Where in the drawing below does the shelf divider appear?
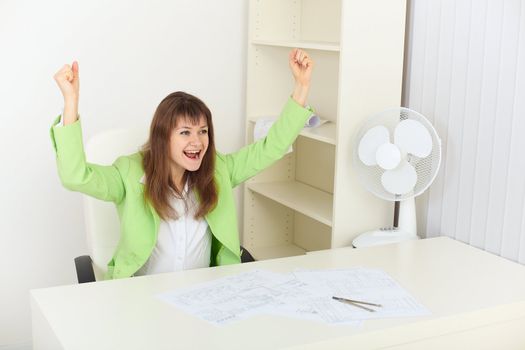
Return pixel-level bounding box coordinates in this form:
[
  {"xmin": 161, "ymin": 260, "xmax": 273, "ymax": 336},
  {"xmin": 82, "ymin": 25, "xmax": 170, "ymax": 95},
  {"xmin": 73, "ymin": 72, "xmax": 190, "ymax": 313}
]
[{"xmin": 251, "ymin": 39, "xmax": 340, "ymax": 52}]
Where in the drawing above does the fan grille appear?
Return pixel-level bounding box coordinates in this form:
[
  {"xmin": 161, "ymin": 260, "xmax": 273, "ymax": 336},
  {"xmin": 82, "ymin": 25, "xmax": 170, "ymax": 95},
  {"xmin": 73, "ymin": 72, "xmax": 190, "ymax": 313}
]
[{"xmin": 353, "ymin": 107, "xmax": 441, "ymax": 201}]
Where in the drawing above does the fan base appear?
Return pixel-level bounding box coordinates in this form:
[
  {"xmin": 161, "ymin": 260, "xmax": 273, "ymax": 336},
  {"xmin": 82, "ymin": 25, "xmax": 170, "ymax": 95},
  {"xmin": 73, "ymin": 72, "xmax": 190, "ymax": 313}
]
[{"xmin": 352, "ymin": 229, "xmax": 419, "ymax": 248}]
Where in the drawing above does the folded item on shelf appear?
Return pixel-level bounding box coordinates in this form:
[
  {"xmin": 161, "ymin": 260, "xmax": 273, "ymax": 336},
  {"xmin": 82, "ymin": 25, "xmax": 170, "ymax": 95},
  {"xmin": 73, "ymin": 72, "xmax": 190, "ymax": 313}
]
[{"xmin": 303, "ymin": 105, "xmax": 319, "ymax": 128}]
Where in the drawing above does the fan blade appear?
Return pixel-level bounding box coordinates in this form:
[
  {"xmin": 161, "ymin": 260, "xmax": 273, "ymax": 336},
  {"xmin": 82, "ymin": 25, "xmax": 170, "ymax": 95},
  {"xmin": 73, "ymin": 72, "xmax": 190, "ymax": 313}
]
[
  {"xmin": 358, "ymin": 125, "xmax": 389, "ymax": 166},
  {"xmin": 375, "ymin": 142, "xmax": 401, "ymax": 170},
  {"xmin": 394, "ymin": 119, "xmax": 432, "ymax": 158},
  {"xmin": 381, "ymin": 161, "xmax": 417, "ymax": 195}
]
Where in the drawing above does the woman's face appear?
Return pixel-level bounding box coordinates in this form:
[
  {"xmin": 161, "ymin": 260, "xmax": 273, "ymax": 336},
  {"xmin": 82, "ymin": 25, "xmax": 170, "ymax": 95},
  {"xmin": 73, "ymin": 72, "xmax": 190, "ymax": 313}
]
[{"xmin": 169, "ymin": 116, "xmax": 209, "ymax": 174}]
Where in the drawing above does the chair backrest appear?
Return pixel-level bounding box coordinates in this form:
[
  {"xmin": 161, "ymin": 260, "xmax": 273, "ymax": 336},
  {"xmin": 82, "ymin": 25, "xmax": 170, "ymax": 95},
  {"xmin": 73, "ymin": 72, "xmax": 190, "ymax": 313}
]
[{"xmin": 84, "ymin": 128, "xmax": 148, "ymax": 280}]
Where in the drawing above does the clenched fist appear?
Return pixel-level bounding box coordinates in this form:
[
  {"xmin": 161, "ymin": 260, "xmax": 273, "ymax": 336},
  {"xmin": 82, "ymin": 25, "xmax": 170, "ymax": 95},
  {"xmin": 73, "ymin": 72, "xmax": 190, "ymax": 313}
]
[
  {"xmin": 289, "ymin": 49, "xmax": 314, "ymax": 106},
  {"xmin": 54, "ymin": 61, "xmax": 80, "ymax": 125},
  {"xmin": 54, "ymin": 61, "xmax": 79, "ymax": 102},
  {"xmin": 289, "ymin": 48, "xmax": 314, "ymax": 87}
]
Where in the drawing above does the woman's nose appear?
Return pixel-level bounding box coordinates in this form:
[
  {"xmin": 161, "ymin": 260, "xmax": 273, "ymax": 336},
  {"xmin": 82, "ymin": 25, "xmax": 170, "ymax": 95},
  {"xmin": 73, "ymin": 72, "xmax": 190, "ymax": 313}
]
[{"xmin": 189, "ymin": 134, "xmax": 201, "ymax": 146}]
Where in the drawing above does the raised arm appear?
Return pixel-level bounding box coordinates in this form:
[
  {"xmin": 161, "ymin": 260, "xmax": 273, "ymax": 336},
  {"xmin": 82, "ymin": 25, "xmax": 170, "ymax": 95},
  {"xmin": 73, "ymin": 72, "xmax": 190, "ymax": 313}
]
[
  {"xmin": 51, "ymin": 62, "xmax": 126, "ymax": 203},
  {"xmin": 223, "ymin": 49, "xmax": 315, "ymax": 187}
]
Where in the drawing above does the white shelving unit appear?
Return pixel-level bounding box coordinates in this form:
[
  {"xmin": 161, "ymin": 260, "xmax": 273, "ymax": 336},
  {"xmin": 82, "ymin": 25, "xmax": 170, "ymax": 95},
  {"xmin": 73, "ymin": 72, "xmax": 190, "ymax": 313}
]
[{"xmin": 243, "ymin": 0, "xmax": 407, "ymax": 260}]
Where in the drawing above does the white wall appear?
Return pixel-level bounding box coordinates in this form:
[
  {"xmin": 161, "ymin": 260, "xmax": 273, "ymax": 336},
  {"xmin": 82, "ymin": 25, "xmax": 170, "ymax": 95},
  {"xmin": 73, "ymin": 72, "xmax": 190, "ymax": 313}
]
[
  {"xmin": 0, "ymin": 0, "xmax": 247, "ymax": 348},
  {"xmin": 8, "ymin": 0, "xmax": 523, "ymax": 347},
  {"xmin": 405, "ymin": 0, "xmax": 525, "ymax": 263}
]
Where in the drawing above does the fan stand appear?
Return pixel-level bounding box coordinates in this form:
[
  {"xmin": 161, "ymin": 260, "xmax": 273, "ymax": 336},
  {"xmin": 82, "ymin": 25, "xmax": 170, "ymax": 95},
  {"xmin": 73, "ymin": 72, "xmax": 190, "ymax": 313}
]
[{"xmin": 352, "ymin": 198, "xmax": 420, "ymax": 248}]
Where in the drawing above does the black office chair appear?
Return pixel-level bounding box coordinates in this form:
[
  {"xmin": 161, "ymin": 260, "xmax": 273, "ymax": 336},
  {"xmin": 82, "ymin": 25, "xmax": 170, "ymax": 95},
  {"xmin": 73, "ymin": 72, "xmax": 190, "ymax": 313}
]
[{"xmin": 240, "ymin": 247, "xmax": 255, "ymax": 263}]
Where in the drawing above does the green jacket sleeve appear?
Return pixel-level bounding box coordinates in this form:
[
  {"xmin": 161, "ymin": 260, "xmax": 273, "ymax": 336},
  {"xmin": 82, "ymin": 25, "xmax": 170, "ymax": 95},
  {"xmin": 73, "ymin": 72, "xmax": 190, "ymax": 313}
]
[
  {"xmin": 50, "ymin": 116, "xmax": 127, "ymax": 203},
  {"xmin": 221, "ymin": 98, "xmax": 312, "ymax": 188}
]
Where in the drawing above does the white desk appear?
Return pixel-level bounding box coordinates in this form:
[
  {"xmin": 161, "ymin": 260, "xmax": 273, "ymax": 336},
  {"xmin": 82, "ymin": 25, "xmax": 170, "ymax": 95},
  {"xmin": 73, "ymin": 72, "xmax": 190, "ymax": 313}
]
[{"xmin": 31, "ymin": 237, "xmax": 525, "ymax": 349}]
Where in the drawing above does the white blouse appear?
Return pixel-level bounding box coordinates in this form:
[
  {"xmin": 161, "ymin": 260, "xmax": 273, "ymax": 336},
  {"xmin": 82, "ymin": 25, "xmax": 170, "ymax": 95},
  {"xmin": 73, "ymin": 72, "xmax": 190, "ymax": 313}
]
[{"xmin": 135, "ymin": 182, "xmax": 211, "ymax": 276}]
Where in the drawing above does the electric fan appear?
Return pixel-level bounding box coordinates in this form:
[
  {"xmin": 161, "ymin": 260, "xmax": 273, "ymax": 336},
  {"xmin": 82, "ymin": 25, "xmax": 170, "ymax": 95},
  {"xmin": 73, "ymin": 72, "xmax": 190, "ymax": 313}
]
[{"xmin": 352, "ymin": 107, "xmax": 441, "ymax": 248}]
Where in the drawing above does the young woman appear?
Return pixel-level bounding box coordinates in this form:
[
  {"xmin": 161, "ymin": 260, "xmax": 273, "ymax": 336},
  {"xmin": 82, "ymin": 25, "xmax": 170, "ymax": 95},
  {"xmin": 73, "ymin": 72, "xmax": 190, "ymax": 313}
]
[{"xmin": 51, "ymin": 49, "xmax": 314, "ymax": 279}]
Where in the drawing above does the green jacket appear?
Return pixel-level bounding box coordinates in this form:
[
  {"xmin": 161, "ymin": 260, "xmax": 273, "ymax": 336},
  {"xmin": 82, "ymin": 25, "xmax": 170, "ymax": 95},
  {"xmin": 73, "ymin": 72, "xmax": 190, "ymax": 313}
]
[{"xmin": 50, "ymin": 98, "xmax": 311, "ymax": 279}]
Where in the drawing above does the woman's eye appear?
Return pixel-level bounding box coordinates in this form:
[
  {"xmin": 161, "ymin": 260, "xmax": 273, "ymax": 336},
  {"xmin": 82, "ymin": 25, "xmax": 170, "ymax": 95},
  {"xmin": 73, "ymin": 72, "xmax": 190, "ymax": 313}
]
[
  {"xmin": 180, "ymin": 130, "xmax": 190, "ymax": 135},
  {"xmin": 200, "ymin": 129, "xmax": 208, "ymax": 135}
]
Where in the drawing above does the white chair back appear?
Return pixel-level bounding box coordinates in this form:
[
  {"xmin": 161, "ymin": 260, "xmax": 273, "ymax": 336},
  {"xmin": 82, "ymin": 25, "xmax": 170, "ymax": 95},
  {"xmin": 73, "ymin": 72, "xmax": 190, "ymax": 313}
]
[{"xmin": 84, "ymin": 128, "xmax": 148, "ymax": 280}]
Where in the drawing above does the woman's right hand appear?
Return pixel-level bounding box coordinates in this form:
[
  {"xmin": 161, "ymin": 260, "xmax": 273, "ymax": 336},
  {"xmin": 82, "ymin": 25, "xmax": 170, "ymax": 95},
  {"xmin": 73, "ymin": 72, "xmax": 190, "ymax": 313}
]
[
  {"xmin": 54, "ymin": 61, "xmax": 79, "ymax": 102},
  {"xmin": 54, "ymin": 61, "xmax": 80, "ymax": 125}
]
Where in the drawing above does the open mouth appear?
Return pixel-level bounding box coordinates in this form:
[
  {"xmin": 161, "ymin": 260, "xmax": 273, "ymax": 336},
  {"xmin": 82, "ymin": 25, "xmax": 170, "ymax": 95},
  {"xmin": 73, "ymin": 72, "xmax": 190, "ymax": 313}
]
[{"xmin": 183, "ymin": 150, "xmax": 201, "ymax": 160}]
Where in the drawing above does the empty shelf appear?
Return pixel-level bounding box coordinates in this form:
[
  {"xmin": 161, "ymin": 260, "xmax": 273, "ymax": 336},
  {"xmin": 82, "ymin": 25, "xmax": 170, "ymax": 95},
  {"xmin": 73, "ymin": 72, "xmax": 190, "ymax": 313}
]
[{"xmin": 247, "ymin": 181, "xmax": 333, "ymax": 226}]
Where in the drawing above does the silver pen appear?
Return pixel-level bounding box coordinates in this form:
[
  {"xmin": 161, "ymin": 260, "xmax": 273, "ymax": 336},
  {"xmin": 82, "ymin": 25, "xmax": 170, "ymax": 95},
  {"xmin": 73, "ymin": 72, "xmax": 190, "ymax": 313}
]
[{"xmin": 332, "ymin": 296, "xmax": 382, "ymax": 313}]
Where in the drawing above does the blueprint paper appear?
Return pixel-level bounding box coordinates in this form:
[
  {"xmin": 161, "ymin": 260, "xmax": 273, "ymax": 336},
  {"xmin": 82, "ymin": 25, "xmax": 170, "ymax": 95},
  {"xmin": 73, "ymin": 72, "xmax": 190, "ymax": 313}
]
[
  {"xmin": 157, "ymin": 268, "xmax": 430, "ymax": 325},
  {"xmin": 292, "ymin": 268, "xmax": 431, "ymax": 322},
  {"xmin": 157, "ymin": 270, "xmax": 291, "ymax": 324}
]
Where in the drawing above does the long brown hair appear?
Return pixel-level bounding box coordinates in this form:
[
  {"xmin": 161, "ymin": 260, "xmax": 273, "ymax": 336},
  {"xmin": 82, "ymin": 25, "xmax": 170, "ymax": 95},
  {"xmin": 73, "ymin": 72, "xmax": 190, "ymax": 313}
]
[{"xmin": 142, "ymin": 91, "xmax": 218, "ymax": 220}]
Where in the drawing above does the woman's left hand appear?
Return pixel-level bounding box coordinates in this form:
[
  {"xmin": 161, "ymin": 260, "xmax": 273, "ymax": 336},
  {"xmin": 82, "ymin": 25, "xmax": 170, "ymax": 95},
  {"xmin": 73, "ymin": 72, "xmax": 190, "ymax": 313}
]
[
  {"xmin": 289, "ymin": 48, "xmax": 314, "ymax": 87},
  {"xmin": 289, "ymin": 49, "xmax": 314, "ymax": 106}
]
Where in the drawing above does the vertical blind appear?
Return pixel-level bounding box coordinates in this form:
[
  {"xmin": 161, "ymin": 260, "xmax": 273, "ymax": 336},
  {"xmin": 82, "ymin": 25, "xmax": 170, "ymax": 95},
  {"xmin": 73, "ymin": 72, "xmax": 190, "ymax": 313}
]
[{"xmin": 404, "ymin": 0, "xmax": 525, "ymax": 263}]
